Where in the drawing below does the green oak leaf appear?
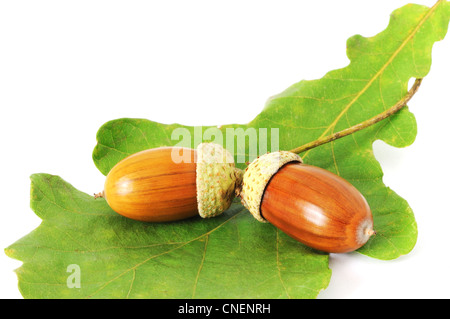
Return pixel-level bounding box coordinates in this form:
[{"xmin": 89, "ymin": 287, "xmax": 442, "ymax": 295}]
[
  {"xmin": 93, "ymin": 1, "xmax": 450, "ymax": 260},
  {"xmin": 5, "ymin": 174, "xmax": 331, "ymax": 299},
  {"xmin": 5, "ymin": 1, "xmax": 450, "ymax": 299}
]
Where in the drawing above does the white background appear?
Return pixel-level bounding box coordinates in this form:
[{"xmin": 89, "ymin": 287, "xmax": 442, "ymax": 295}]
[{"xmin": 1, "ymin": 0, "xmax": 449, "ymax": 299}]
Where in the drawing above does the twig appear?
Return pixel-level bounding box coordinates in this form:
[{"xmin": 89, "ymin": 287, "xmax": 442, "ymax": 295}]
[{"xmin": 289, "ymin": 78, "xmax": 423, "ymax": 154}]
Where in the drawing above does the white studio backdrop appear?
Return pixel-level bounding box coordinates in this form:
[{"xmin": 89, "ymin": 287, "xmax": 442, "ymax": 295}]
[{"xmin": 0, "ymin": 0, "xmax": 449, "ymax": 299}]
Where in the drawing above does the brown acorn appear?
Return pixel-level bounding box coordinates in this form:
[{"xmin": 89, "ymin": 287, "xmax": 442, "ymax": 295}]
[
  {"xmin": 239, "ymin": 151, "xmax": 374, "ymax": 253},
  {"xmin": 97, "ymin": 143, "xmax": 243, "ymax": 222}
]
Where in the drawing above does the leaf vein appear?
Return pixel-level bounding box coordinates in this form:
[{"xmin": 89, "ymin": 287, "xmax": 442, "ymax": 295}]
[
  {"xmin": 302, "ymin": 1, "xmax": 440, "ymax": 159},
  {"xmin": 86, "ymin": 210, "xmax": 244, "ymax": 298}
]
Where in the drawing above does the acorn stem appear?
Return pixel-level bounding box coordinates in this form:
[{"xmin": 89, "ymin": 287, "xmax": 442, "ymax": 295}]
[
  {"xmin": 366, "ymin": 228, "xmax": 376, "ymax": 237},
  {"xmin": 289, "ymin": 78, "xmax": 423, "ymax": 155},
  {"xmin": 94, "ymin": 191, "xmax": 104, "ymax": 199}
]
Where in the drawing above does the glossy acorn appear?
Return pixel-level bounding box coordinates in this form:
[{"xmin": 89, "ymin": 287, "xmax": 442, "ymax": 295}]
[
  {"xmin": 239, "ymin": 151, "xmax": 374, "ymax": 253},
  {"xmin": 97, "ymin": 143, "xmax": 243, "ymax": 222}
]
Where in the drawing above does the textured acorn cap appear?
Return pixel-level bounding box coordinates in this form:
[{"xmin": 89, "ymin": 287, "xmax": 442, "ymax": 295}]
[
  {"xmin": 196, "ymin": 143, "xmax": 244, "ymax": 218},
  {"xmin": 240, "ymin": 151, "xmax": 302, "ymax": 222}
]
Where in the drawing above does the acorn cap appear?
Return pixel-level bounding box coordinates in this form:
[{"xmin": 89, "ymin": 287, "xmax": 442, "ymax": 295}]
[
  {"xmin": 196, "ymin": 143, "xmax": 244, "ymax": 218},
  {"xmin": 240, "ymin": 151, "xmax": 302, "ymax": 222}
]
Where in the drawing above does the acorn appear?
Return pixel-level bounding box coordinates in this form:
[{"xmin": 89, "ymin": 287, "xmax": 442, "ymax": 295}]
[
  {"xmin": 239, "ymin": 151, "xmax": 374, "ymax": 253},
  {"xmin": 97, "ymin": 142, "xmax": 374, "ymax": 253},
  {"xmin": 96, "ymin": 143, "xmax": 243, "ymax": 222}
]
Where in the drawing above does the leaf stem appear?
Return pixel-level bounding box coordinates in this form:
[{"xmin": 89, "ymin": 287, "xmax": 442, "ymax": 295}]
[{"xmin": 289, "ymin": 78, "xmax": 423, "ymax": 154}]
